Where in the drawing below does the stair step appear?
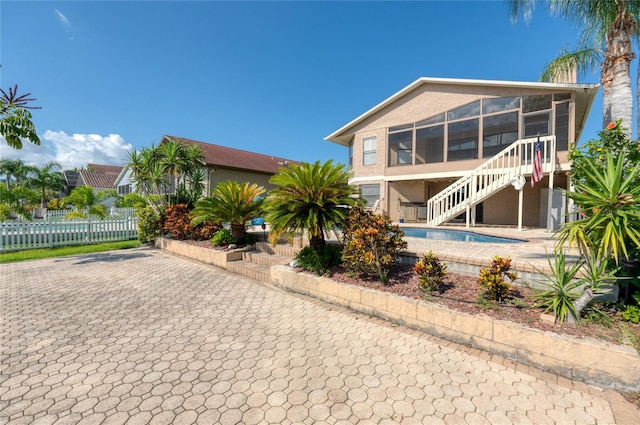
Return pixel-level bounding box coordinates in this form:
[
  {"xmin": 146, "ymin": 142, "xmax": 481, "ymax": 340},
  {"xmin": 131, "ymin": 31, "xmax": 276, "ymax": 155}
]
[
  {"xmin": 242, "ymin": 251, "xmax": 292, "ymax": 267},
  {"xmin": 226, "ymin": 260, "xmax": 271, "ymax": 283},
  {"xmin": 254, "ymin": 241, "xmax": 300, "ymax": 258}
]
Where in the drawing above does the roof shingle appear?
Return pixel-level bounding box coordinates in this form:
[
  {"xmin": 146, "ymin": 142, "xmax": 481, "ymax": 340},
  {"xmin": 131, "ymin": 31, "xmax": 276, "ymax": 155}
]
[{"xmin": 161, "ymin": 135, "xmax": 300, "ymax": 174}]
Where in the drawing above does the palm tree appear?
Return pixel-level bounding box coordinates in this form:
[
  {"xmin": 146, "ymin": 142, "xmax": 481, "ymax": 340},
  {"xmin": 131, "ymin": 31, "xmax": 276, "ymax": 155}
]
[
  {"xmin": 0, "ymin": 159, "xmax": 34, "ymax": 190},
  {"xmin": 509, "ymin": 0, "xmax": 640, "ymax": 136},
  {"xmin": 29, "ymin": 162, "xmax": 64, "ymax": 208},
  {"xmin": 158, "ymin": 138, "xmax": 187, "ymax": 201},
  {"xmin": 190, "ymin": 180, "xmax": 265, "ymax": 241},
  {"xmin": 263, "ymin": 160, "xmax": 358, "ymax": 251}
]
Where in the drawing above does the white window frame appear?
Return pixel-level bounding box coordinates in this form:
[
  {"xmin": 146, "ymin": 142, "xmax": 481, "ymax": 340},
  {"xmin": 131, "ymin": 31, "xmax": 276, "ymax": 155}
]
[{"xmin": 363, "ymin": 136, "xmax": 377, "ymax": 165}]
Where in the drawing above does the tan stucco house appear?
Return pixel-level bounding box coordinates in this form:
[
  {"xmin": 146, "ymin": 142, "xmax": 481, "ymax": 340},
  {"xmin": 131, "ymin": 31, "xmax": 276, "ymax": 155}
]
[
  {"xmin": 325, "ymin": 77, "xmax": 600, "ymax": 230},
  {"xmin": 115, "ymin": 136, "xmax": 300, "ymax": 197}
]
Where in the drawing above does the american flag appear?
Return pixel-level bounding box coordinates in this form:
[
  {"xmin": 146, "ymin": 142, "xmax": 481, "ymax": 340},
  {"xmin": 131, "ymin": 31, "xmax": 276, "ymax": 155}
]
[{"xmin": 531, "ymin": 137, "xmax": 543, "ymax": 187}]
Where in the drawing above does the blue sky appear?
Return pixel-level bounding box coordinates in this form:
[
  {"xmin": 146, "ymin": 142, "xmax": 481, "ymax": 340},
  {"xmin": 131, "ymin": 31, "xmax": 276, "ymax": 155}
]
[{"xmin": 1, "ymin": 1, "xmax": 608, "ymax": 170}]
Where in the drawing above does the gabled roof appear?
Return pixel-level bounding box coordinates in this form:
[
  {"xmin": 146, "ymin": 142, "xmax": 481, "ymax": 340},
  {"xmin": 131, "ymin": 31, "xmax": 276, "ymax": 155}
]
[
  {"xmin": 87, "ymin": 163, "xmax": 123, "ymax": 175},
  {"xmin": 160, "ymin": 135, "xmax": 300, "ymax": 175},
  {"xmin": 325, "ymin": 77, "xmax": 600, "ymax": 145},
  {"xmin": 79, "ymin": 170, "xmax": 120, "ymax": 189}
]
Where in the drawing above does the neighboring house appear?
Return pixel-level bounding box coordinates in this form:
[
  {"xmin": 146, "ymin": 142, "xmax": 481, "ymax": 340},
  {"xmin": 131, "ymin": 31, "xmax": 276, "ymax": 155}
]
[
  {"xmin": 62, "ymin": 163, "xmax": 123, "ymax": 208},
  {"xmin": 114, "ymin": 136, "xmax": 300, "ymax": 198},
  {"xmin": 325, "ymin": 77, "xmax": 600, "ymax": 230}
]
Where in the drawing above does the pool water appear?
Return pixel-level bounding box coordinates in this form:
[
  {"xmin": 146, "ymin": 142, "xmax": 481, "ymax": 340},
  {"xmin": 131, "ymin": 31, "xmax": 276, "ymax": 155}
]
[{"xmin": 400, "ymin": 227, "xmax": 525, "ymax": 244}]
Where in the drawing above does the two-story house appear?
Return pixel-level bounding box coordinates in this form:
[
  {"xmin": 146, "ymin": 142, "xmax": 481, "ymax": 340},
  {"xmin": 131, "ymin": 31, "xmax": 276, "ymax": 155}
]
[{"xmin": 325, "ymin": 77, "xmax": 599, "ymax": 230}]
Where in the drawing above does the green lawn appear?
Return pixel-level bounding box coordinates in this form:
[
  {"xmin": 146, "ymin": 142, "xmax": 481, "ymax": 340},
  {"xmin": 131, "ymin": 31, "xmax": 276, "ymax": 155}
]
[{"xmin": 0, "ymin": 240, "xmax": 142, "ymax": 263}]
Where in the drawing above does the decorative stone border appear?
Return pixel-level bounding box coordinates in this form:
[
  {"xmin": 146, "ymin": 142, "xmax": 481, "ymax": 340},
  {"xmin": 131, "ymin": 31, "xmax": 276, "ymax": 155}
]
[
  {"xmin": 271, "ymin": 265, "xmax": 640, "ymax": 392},
  {"xmin": 155, "ymin": 237, "xmax": 247, "ymax": 269}
]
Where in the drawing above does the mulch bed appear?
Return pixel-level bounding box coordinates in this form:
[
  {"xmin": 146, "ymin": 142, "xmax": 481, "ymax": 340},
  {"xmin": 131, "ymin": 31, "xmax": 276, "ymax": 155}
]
[{"xmin": 327, "ymin": 263, "xmax": 640, "ymax": 346}]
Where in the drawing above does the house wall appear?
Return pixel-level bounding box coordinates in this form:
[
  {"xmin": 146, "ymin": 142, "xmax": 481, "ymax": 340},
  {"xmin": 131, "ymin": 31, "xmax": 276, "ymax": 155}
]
[
  {"xmin": 349, "ymin": 83, "xmax": 575, "ymax": 182},
  {"xmin": 206, "ymin": 167, "xmax": 279, "ymax": 196}
]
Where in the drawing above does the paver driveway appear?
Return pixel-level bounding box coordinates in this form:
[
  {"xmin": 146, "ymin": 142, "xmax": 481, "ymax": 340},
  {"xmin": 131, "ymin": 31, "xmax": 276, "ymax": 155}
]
[{"xmin": 0, "ymin": 248, "xmax": 636, "ymax": 424}]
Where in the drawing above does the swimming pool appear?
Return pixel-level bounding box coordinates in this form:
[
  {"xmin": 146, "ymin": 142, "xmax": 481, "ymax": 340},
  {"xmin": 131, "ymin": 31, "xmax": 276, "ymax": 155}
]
[{"xmin": 400, "ymin": 227, "xmax": 526, "ymax": 244}]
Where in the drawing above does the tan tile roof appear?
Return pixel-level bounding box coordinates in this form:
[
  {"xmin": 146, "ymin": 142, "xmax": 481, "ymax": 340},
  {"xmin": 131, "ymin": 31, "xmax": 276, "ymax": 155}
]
[
  {"xmin": 161, "ymin": 135, "xmax": 300, "ymax": 175},
  {"xmin": 87, "ymin": 164, "xmax": 123, "ymax": 175},
  {"xmin": 79, "ymin": 170, "xmax": 119, "ymax": 189}
]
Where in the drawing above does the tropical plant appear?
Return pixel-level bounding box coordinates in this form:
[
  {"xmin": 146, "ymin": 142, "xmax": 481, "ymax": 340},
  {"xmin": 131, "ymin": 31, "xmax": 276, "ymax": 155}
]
[
  {"xmin": 0, "ymin": 159, "xmax": 35, "ymax": 190},
  {"xmin": 0, "ymin": 85, "xmax": 41, "ymax": 149},
  {"xmin": 190, "ymin": 181, "xmax": 264, "ymax": 242},
  {"xmin": 557, "ymin": 151, "xmax": 640, "ymax": 264},
  {"xmin": 264, "ymin": 160, "xmax": 358, "ymax": 251},
  {"xmin": 294, "ymin": 244, "xmax": 343, "ymax": 276},
  {"xmin": 0, "ymin": 203, "xmax": 11, "ymax": 221},
  {"xmin": 622, "ymin": 305, "xmax": 640, "ymax": 323},
  {"xmin": 413, "ymin": 251, "xmax": 447, "ymax": 293},
  {"xmin": 29, "ymin": 162, "xmax": 64, "ymax": 208},
  {"xmin": 125, "ymin": 140, "xmax": 206, "ymax": 213},
  {"xmin": 163, "ymin": 203, "xmax": 221, "ymax": 241},
  {"xmin": 571, "ymin": 248, "xmax": 620, "ymax": 319},
  {"xmin": 568, "ymin": 120, "xmax": 640, "ymax": 189},
  {"xmin": 0, "ymin": 184, "xmax": 39, "ymax": 218},
  {"xmin": 533, "ymin": 249, "xmax": 584, "ymax": 323},
  {"xmin": 477, "ymin": 256, "xmax": 517, "ymax": 302},
  {"xmin": 509, "ymin": 0, "xmax": 640, "ymax": 134},
  {"xmin": 62, "ymin": 186, "xmax": 97, "ymax": 211},
  {"xmin": 136, "ymin": 206, "xmax": 162, "ymax": 244},
  {"xmin": 211, "ymin": 228, "xmax": 235, "ymax": 246},
  {"xmin": 114, "ymin": 192, "xmax": 148, "ymax": 208},
  {"xmin": 341, "ymin": 205, "xmax": 407, "ymax": 284}
]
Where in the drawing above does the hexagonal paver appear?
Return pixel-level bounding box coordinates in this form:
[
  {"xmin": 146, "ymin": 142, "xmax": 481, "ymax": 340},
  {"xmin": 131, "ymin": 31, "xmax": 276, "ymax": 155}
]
[{"xmin": 0, "ymin": 248, "xmax": 633, "ymax": 425}]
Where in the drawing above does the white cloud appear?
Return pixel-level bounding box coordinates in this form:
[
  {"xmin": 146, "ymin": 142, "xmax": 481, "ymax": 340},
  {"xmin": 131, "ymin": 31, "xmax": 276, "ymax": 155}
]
[
  {"xmin": 54, "ymin": 8, "xmax": 74, "ymax": 40},
  {"xmin": 0, "ymin": 131, "xmax": 133, "ymax": 170}
]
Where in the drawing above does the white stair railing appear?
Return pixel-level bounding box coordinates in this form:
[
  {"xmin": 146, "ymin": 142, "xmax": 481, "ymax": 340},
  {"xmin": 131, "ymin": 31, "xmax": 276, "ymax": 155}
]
[{"xmin": 425, "ymin": 136, "xmax": 555, "ymax": 226}]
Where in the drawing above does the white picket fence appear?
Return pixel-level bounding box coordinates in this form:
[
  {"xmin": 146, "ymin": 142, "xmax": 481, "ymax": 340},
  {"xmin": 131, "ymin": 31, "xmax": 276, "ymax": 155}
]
[{"xmin": 1, "ymin": 208, "xmax": 138, "ymax": 252}]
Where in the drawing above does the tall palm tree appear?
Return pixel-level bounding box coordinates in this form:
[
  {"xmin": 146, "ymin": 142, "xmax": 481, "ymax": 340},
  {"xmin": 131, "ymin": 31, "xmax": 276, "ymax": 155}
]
[
  {"xmin": 158, "ymin": 138, "xmax": 187, "ymax": 201},
  {"xmin": 509, "ymin": 0, "xmax": 640, "ymax": 137},
  {"xmin": 190, "ymin": 180, "xmax": 265, "ymax": 241},
  {"xmin": 263, "ymin": 160, "xmax": 358, "ymax": 251},
  {"xmin": 29, "ymin": 162, "xmax": 64, "ymax": 208},
  {"xmin": 0, "ymin": 159, "xmax": 34, "ymax": 190}
]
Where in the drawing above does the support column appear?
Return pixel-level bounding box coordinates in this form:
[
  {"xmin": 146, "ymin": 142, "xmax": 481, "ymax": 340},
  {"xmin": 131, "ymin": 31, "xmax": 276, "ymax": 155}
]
[
  {"xmin": 546, "ymin": 136, "xmax": 556, "ymax": 233},
  {"xmin": 517, "ymin": 188, "xmax": 523, "ymax": 231}
]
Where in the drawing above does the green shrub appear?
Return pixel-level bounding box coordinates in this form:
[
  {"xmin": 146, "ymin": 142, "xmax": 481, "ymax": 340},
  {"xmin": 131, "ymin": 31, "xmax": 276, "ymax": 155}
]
[
  {"xmin": 0, "ymin": 204, "xmax": 11, "ymax": 221},
  {"xmin": 65, "ymin": 211, "xmax": 86, "ymax": 221},
  {"xmin": 478, "ymin": 256, "xmax": 517, "ymax": 302},
  {"xmin": 413, "ymin": 251, "xmax": 447, "ymax": 292},
  {"xmin": 46, "ymin": 198, "xmax": 65, "ymax": 210},
  {"xmin": 211, "ymin": 228, "xmax": 235, "ymax": 246},
  {"xmin": 116, "ymin": 192, "xmax": 148, "ymax": 208},
  {"xmin": 162, "ymin": 203, "xmax": 221, "ymax": 241},
  {"xmin": 241, "ymin": 232, "xmax": 259, "ymax": 246},
  {"xmin": 136, "ymin": 206, "xmax": 162, "ymax": 244},
  {"xmin": 622, "ymin": 305, "xmax": 640, "ymax": 323},
  {"xmin": 89, "ymin": 204, "xmax": 108, "ymax": 219},
  {"xmin": 342, "ymin": 205, "xmax": 407, "ymax": 284},
  {"xmin": 295, "ymin": 244, "xmax": 342, "ymax": 275}
]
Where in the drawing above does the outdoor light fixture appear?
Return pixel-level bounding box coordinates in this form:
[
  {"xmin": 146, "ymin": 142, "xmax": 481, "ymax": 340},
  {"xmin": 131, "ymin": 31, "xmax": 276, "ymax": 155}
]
[{"xmin": 510, "ymin": 175, "xmax": 526, "ymax": 191}]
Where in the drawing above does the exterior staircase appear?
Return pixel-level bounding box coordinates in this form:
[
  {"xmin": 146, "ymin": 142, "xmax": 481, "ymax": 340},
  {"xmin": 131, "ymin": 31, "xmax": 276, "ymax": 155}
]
[
  {"xmin": 425, "ymin": 135, "xmax": 556, "ymax": 227},
  {"xmin": 225, "ymin": 241, "xmax": 299, "ymax": 283}
]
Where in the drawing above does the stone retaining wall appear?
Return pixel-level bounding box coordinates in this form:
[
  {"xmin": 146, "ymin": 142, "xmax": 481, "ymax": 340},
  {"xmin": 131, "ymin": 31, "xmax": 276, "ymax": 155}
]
[
  {"xmin": 155, "ymin": 237, "xmax": 245, "ymax": 269},
  {"xmin": 271, "ymin": 265, "xmax": 640, "ymax": 391}
]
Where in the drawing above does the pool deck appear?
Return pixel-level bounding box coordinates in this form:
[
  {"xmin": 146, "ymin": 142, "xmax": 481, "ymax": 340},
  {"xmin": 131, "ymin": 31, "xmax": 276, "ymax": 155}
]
[{"xmin": 398, "ymin": 224, "xmax": 575, "ymax": 277}]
